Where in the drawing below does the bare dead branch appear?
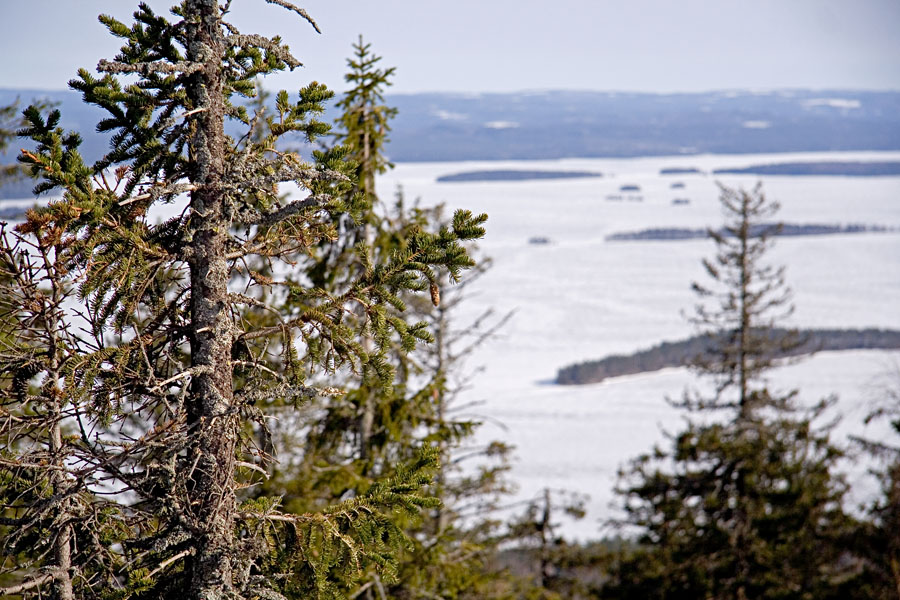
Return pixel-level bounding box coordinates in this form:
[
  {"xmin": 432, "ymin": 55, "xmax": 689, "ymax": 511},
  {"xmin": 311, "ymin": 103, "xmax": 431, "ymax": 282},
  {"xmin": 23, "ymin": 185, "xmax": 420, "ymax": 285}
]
[
  {"xmin": 148, "ymin": 366, "xmax": 214, "ymax": 393},
  {"xmin": 0, "ymin": 573, "xmax": 53, "ymax": 595},
  {"xmin": 263, "ymin": 0, "xmax": 321, "ymax": 33}
]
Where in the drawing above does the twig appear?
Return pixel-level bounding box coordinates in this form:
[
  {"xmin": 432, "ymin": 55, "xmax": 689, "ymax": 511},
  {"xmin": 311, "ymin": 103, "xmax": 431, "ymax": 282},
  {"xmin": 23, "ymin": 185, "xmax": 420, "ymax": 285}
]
[
  {"xmin": 0, "ymin": 573, "xmax": 53, "ymax": 595},
  {"xmin": 235, "ymin": 461, "xmax": 269, "ymax": 478},
  {"xmin": 119, "ymin": 183, "xmax": 197, "ymax": 206},
  {"xmin": 146, "ymin": 548, "xmax": 192, "ymax": 579},
  {"xmin": 148, "ymin": 366, "xmax": 213, "ymax": 393}
]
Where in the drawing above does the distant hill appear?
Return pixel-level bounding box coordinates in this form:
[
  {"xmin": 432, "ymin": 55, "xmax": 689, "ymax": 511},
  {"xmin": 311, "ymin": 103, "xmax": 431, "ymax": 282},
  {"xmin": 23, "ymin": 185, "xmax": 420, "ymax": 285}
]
[
  {"xmin": 386, "ymin": 90, "xmax": 900, "ymax": 161},
  {"xmin": 556, "ymin": 328, "xmax": 900, "ymax": 385},
  {"xmin": 3, "ymin": 88, "xmax": 900, "ymax": 197}
]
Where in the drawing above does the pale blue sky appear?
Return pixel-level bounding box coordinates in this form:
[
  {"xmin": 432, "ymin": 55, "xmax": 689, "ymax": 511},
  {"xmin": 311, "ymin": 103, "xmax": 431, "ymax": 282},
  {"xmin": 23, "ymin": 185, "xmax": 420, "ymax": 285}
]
[{"xmin": 1, "ymin": 1, "xmax": 898, "ymax": 94}]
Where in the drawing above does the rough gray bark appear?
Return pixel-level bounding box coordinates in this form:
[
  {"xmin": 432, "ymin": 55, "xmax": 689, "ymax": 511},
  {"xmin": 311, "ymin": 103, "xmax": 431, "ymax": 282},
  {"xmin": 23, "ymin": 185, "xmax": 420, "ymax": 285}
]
[{"xmin": 184, "ymin": 1, "xmax": 237, "ymax": 597}]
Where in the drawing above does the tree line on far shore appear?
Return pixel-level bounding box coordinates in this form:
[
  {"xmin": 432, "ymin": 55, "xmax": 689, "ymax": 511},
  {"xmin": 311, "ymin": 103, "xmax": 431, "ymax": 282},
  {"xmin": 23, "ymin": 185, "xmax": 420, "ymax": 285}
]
[{"xmin": 606, "ymin": 222, "xmax": 895, "ymax": 241}]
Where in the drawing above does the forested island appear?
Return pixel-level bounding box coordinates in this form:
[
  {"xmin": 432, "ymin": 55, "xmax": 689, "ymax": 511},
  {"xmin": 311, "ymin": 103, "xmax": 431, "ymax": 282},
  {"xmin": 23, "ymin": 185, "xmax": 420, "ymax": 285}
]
[
  {"xmin": 436, "ymin": 169, "xmax": 602, "ymax": 183},
  {"xmin": 606, "ymin": 222, "xmax": 895, "ymax": 241},
  {"xmin": 713, "ymin": 161, "xmax": 900, "ymax": 176},
  {"xmin": 556, "ymin": 327, "xmax": 900, "ymax": 385}
]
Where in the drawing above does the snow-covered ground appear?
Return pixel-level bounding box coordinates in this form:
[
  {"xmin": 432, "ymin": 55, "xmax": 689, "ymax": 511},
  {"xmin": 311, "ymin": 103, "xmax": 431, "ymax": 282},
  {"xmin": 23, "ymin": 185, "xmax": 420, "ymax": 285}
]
[{"xmin": 377, "ymin": 151, "xmax": 900, "ymax": 539}]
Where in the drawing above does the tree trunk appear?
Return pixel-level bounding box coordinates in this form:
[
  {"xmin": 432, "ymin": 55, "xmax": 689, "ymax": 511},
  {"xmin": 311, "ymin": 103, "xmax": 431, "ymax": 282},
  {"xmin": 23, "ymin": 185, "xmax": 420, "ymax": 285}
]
[
  {"xmin": 738, "ymin": 193, "xmax": 750, "ymax": 416},
  {"xmin": 44, "ymin": 242, "xmax": 74, "ymax": 600},
  {"xmin": 184, "ymin": 2, "xmax": 237, "ymax": 597},
  {"xmin": 50, "ymin": 402, "xmax": 74, "ymax": 600}
]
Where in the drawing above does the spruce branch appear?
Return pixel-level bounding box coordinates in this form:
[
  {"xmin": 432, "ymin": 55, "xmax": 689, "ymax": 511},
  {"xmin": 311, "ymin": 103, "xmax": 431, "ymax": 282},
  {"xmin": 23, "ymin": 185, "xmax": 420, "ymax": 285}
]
[
  {"xmin": 227, "ymin": 34, "xmax": 301, "ymax": 68},
  {"xmin": 119, "ymin": 183, "xmax": 198, "ymax": 206},
  {"xmin": 243, "ymin": 194, "xmax": 332, "ymax": 227}
]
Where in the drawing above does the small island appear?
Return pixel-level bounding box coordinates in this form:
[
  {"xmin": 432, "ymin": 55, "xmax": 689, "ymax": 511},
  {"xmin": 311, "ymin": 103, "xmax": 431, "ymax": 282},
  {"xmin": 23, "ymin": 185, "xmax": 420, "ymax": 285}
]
[
  {"xmin": 660, "ymin": 167, "xmax": 702, "ymax": 175},
  {"xmin": 436, "ymin": 169, "xmax": 602, "ymax": 183},
  {"xmin": 712, "ymin": 161, "xmax": 900, "ymax": 176},
  {"xmin": 528, "ymin": 236, "xmax": 552, "ymax": 245}
]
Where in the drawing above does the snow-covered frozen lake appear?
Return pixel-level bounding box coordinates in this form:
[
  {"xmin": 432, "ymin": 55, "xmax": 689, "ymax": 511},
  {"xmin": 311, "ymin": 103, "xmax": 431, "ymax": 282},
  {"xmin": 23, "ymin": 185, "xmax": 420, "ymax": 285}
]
[
  {"xmin": 377, "ymin": 151, "xmax": 900, "ymax": 539},
  {"xmin": 5, "ymin": 150, "xmax": 895, "ymax": 539}
]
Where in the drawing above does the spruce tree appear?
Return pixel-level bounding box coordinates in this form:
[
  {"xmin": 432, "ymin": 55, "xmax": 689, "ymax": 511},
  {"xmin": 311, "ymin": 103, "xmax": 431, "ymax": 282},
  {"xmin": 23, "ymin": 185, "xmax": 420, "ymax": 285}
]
[
  {"xmin": 0, "ymin": 221, "xmax": 89, "ymax": 600},
  {"xmin": 380, "ymin": 202, "xmax": 524, "ymax": 600},
  {"xmin": 684, "ymin": 183, "xmax": 802, "ymax": 414},
  {"xmin": 853, "ymin": 374, "xmax": 900, "ymax": 599},
  {"xmin": 252, "ymin": 38, "xmax": 523, "ymax": 598},
  {"xmin": 602, "ymin": 184, "xmax": 857, "ymax": 600},
  {"xmin": 0, "ymin": 100, "xmax": 19, "ymax": 183},
  {"xmin": 0, "ymin": 98, "xmax": 49, "ymax": 191},
  {"xmin": 0, "ymin": 3, "xmax": 486, "ymax": 599}
]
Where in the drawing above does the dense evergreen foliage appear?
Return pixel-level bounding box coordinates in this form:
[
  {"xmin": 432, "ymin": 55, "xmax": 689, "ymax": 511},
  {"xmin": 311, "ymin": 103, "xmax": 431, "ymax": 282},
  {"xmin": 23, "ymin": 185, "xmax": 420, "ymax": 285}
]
[{"xmin": 851, "ymin": 372, "xmax": 900, "ymax": 598}]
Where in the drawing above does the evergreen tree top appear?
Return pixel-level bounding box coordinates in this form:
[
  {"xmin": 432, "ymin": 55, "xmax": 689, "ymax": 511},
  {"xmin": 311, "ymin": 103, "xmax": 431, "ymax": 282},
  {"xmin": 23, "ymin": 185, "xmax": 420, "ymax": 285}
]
[{"xmin": 686, "ymin": 182, "xmax": 802, "ymax": 416}]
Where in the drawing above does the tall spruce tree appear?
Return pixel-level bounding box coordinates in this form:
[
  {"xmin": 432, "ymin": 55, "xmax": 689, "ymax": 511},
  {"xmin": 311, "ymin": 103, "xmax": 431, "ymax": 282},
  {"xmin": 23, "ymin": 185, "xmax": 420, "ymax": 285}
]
[
  {"xmin": 253, "ymin": 39, "xmax": 524, "ymax": 598},
  {"xmin": 379, "ymin": 201, "xmax": 524, "ymax": 600},
  {"xmin": 0, "ymin": 3, "xmax": 486, "ymax": 599},
  {"xmin": 601, "ymin": 184, "xmax": 857, "ymax": 600}
]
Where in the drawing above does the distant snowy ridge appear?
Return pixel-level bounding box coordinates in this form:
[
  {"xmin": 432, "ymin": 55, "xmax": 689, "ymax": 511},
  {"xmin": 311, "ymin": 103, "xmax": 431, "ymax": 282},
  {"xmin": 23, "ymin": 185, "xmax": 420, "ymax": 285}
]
[{"xmin": 3, "ymin": 88, "xmax": 900, "ymax": 170}]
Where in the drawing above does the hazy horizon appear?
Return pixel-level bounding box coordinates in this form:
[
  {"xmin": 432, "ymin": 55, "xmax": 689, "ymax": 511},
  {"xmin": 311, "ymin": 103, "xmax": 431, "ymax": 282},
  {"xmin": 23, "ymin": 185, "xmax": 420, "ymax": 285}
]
[{"xmin": 1, "ymin": 1, "xmax": 898, "ymax": 95}]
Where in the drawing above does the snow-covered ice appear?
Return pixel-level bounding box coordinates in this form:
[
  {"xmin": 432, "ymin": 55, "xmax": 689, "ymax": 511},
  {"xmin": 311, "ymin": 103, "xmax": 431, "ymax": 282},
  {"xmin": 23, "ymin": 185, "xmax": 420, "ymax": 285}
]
[{"xmin": 377, "ymin": 151, "xmax": 900, "ymax": 539}]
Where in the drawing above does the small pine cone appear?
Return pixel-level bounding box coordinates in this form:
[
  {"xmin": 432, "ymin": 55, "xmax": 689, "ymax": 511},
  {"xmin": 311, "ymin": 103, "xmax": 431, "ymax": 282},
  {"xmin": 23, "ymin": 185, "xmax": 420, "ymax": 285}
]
[{"xmin": 430, "ymin": 282, "xmax": 440, "ymax": 307}]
